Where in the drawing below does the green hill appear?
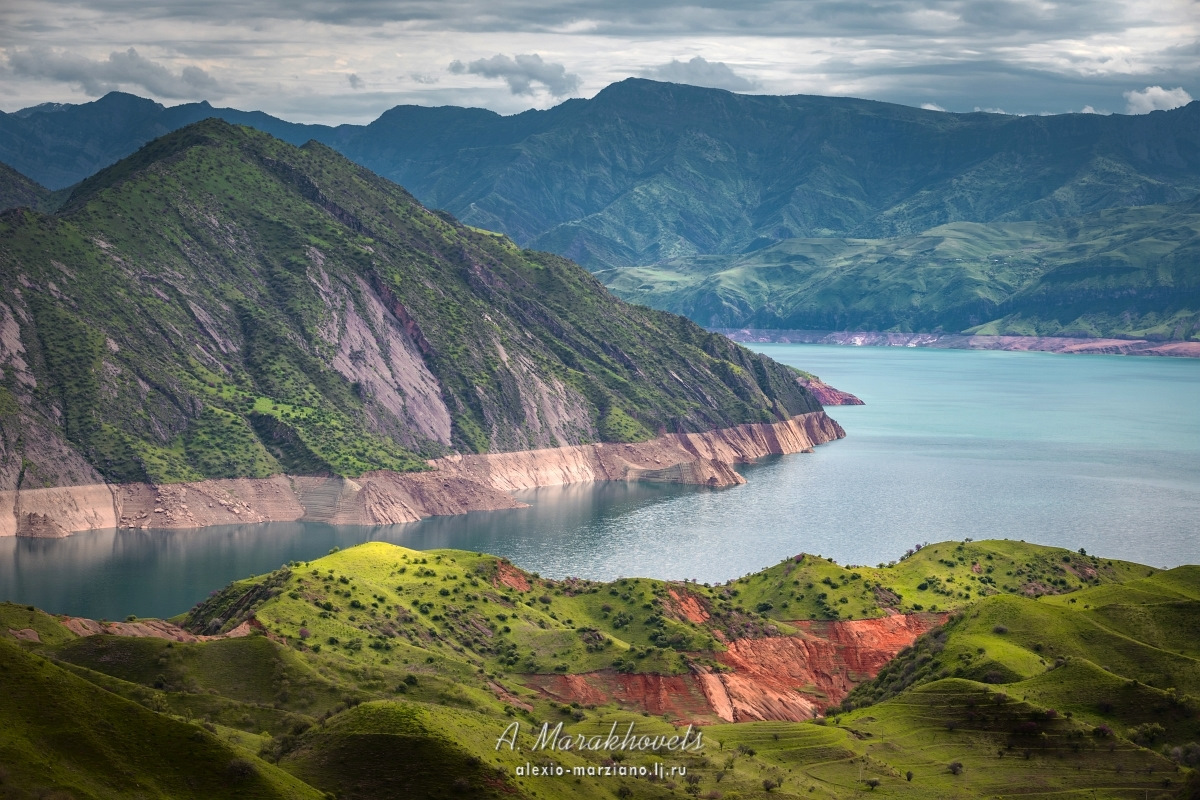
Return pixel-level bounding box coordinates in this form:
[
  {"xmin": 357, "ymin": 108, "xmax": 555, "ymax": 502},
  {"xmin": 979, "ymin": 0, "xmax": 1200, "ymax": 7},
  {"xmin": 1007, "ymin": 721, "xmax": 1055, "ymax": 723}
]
[
  {"xmin": 0, "ymin": 119, "xmax": 821, "ymax": 488},
  {"xmin": 600, "ymin": 197, "xmax": 1200, "ymax": 340},
  {"xmin": 3, "ymin": 539, "xmax": 1197, "ymax": 798},
  {"xmin": 0, "ymin": 637, "xmax": 321, "ymax": 800}
]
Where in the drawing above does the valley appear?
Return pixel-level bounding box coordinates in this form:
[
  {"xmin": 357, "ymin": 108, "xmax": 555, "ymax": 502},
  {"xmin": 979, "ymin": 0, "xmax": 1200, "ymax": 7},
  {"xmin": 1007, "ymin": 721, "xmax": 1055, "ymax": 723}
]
[{"xmin": 0, "ymin": 84, "xmax": 1197, "ymax": 800}]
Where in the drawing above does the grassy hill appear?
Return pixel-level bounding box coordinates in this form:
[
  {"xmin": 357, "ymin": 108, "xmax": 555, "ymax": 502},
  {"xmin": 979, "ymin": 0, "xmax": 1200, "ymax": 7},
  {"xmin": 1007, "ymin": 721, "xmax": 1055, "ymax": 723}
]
[
  {"xmin": 4, "ymin": 539, "xmax": 1197, "ymax": 797},
  {"xmin": 0, "ymin": 119, "xmax": 821, "ymax": 489},
  {"xmin": 600, "ymin": 197, "xmax": 1200, "ymax": 340}
]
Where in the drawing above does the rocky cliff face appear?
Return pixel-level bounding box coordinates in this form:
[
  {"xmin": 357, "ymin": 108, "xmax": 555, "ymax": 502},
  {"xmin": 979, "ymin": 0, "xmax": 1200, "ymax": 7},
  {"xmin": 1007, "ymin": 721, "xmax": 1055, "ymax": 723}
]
[
  {"xmin": 795, "ymin": 377, "xmax": 864, "ymax": 406},
  {"xmin": 0, "ymin": 411, "xmax": 843, "ymax": 537}
]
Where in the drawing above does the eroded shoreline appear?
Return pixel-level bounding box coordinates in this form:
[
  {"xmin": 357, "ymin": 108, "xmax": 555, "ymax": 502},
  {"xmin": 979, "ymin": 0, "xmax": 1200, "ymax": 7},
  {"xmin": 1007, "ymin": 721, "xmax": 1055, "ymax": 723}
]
[
  {"xmin": 1, "ymin": 411, "xmax": 844, "ymax": 538},
  {"xmin": 720, "ymin": 328, "xmax": 1200, "ymax": 357}
]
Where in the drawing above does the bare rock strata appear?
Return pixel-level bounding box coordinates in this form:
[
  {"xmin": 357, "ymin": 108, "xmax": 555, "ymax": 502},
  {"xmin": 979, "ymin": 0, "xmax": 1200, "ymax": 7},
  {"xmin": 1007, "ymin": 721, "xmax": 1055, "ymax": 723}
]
[{"xmin": 1, "ymin": 411, "xmax": 843, "ymax": 537}]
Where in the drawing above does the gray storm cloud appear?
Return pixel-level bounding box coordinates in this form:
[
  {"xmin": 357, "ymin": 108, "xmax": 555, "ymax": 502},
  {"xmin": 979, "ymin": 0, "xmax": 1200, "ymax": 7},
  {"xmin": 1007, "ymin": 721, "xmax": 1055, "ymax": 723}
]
[
  {"xmin": 7, "ymin": 46, "xmax": 223, "ymax": 99},
  {"xmin": 640, "ymin": 56, "xmax": 756, "ymax": 91},
  {"xmin": 448, "ymin": 53, "xmax": 580, "ymax": 96}
]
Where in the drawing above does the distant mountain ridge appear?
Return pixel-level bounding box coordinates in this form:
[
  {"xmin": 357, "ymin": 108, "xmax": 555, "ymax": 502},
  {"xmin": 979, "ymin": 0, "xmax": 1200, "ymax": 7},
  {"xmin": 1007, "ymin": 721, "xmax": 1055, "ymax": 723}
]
[
  {"xmin": 3, "ymin": 81, "xmax": 1199, "ymax": 269},
  {"xmin": 599, "ymin": 196, "xmax": 1200, "ymax": 341}
]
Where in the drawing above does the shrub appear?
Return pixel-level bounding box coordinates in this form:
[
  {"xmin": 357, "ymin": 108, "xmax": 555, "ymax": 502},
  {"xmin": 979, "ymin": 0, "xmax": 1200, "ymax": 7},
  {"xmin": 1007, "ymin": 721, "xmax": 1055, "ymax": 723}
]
[
  {"xmin": 947, "ymin": 762, "xmax": 964, "ymax": 775},
  {"xmin": 1129, "ymin": 722, "xmax": 1166, "ymax": 746},
  {"xmin": 225, "ymin": 758, "xmax": 256, "ymax": 782},
  {"xmin": 1168, "ymin": 742, "xmax": 1200, "ymax": 767}
]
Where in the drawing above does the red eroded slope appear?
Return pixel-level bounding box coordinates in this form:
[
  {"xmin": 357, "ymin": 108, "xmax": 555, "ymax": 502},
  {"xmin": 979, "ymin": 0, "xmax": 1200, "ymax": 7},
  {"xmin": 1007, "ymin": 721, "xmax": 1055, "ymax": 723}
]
[{"xmin": 523, "ymin": 613, "xmax": 945, "ymax": 724}]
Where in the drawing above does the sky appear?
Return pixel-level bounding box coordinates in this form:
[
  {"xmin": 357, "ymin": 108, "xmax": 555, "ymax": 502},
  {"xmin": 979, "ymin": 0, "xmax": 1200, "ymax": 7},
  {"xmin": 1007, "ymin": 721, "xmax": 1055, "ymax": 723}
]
[{"xmin": 1, "ymin": 0, "xmax": 1197, "ymax": 124}]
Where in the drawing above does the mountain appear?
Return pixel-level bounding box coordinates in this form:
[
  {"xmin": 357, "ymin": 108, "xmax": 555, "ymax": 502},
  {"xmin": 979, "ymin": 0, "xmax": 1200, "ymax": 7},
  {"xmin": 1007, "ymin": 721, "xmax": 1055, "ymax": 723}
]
[
  {"xmin": 0, "ymin": 92, "xmax": 337, "ymax": 191},
  {"xmin": 598, "ymin": 196, "xmax": 1200, "ymax": 340},
  {"xmin": 0, "ymin": 161, "xmax": 52, "ymax": 213},
  {"xmin": 0, "ymin": 119, "xmax": 821, "ymax": 490},
  {"xmin": 3, "ymin": 539, "xmax": 1197, "ymax": 799},
  {"xmin": 4, "ymin": 82, "xmax": 1200, "ymax": 271}
]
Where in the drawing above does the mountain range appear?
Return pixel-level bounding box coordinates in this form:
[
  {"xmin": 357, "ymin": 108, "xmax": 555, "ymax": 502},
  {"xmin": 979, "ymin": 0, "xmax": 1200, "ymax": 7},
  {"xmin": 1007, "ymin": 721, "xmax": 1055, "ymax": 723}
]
[{"xmin": 2, "ymin": 80, "xmax": 1198, "ymax": 341}]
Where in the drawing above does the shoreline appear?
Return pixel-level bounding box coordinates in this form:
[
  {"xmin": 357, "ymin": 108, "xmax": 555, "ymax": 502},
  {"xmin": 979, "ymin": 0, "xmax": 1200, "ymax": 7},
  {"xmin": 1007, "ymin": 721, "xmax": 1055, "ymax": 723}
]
[
  {"xmin": 718, "ymin": 328, "xmax": 1200, "ymax": 358},
  {"xmin": 1, "ymin": 410, "xmax": 844, "ymax": 538}
]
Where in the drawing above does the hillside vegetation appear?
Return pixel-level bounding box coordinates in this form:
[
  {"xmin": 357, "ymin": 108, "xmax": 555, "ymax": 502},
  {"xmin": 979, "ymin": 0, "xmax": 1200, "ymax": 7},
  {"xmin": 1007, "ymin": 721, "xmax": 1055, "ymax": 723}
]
[
  {"xmin": 0, "ymin": 162, "xmax": 53, "ymax": 214},
  {"xmin": 5, "ymin": 83, "xmax": 1198, "ymax": 341},
  {"xmin": 0, "ymin": 120, "xmax": 820, "ymax": 489},
  {"xmin": 3, "ymin": 83, "xmax": 1199, "ymax": 269},
  {"xmin": 3, "ymin": 539, "xmax": 1198, "ymax": 798}
]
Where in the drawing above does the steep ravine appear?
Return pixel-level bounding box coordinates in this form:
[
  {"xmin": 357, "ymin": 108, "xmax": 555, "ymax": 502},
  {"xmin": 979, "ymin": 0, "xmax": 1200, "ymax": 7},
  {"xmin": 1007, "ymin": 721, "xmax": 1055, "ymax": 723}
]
[{"xmin": 0, "ymin": 410, "xmax": 843, "ymax": 537}]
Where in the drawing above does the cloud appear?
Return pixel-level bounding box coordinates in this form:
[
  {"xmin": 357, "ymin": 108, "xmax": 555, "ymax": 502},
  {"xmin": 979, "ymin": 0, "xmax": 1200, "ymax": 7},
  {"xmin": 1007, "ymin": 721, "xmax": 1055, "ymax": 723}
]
[
  {"xmin": 1123, "ymin": 85, "xmax": 1193, "ymax": 114},
  {"xmin": 920, "ymin": 102, "xmax": 946, "ymax": 111},
  {"xmin": 7, "ymin": 46, "xmax": 223, "ymax": 99},
  {"xmin": 347, "ymin": 73, "xmax": 363, "ymax": 89},
  {"xmin": 448, "ymin": 53, "xmax": 580, "ymax": 96},
  {"xmin": 639, "ymin": 56, "xmax": 756, "ymax": 91},
  {"xmin": 1, "ymin": 0, "xmax": 1196, "ymax": 123}
]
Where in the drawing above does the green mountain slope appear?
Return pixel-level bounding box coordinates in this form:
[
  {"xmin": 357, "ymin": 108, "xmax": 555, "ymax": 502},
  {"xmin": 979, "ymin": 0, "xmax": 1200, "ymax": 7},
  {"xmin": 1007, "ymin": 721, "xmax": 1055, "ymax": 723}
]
[
  {"xmin": 0, "ymin": 637, "xmax": 322, "ymax": 800},
  {"xmin": 0, "ymin": 119, "xmax": 820, "ymax": 488},
  {"xmin": 600, "ymin": 197, "xmax": 1200, "ymax": 339},
  {"xmin": 3, "ymin": 540, "xmax": 1196, "ymax": 798},
  {"xmin": 4, "ymin": 83, "xmax": 1199, "ymax": 271},
  {"xmin": 0, "ymin": 162, "xmax": 51, "ymax": 213}
]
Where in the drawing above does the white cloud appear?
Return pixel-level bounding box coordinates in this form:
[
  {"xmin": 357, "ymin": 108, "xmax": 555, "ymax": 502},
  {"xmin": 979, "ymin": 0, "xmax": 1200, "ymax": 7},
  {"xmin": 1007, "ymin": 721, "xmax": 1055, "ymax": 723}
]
[
  {"xmin": 920, "ymin": 102, "xmax": 946, "ymax": 111},
  {"xmin": 1122, "ymin": 85, "xmax": 1192, "ymax": 114},
  {"xmin": 7, "ymin": 46, "xmax": 223, "ymax": 99},
  {"xmin": 640, "ymin": 56, "xmax": 756, "ymax": 91},
  {"xmin": 973, "ymin": 106, "xmax": 1010, "ymax": 114},
  {"xmin": 448, "ymin": 53, "xmax": 580, "ymax": 96}
]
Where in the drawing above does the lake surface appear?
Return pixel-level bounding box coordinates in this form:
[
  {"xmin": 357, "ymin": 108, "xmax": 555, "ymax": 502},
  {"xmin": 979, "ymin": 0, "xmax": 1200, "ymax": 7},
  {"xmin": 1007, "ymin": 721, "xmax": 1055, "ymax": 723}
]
[{"xmin": 2, "ymin": 345, "xmax": 1198, "ymax": 620}]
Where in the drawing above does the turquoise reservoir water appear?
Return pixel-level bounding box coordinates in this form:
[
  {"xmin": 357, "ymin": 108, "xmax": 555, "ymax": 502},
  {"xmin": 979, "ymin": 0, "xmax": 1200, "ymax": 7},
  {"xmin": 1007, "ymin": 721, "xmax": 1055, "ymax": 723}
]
[{"xmin": 2, "ymin": 345, "xmax": 1197, "ymax": 620}]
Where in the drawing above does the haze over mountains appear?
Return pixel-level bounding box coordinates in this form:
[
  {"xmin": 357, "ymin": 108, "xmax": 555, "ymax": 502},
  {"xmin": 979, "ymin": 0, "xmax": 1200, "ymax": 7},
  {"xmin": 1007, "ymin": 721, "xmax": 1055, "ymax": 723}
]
[{"xmin": 2, "ymin": 79, "xmax": 1198, "ymax": 341}]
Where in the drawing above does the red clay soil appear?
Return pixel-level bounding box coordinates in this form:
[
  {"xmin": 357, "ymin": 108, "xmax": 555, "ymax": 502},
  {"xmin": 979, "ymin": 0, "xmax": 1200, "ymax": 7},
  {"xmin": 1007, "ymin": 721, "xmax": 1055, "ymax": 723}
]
[
  {"xmin": 524, "ymin": 672, "xmax": 720, "ymax": 725},
  {"xmin": 524, "ymin": 612, "xmax": 946, "ymax": 724},
  {"xmin": 665, "ymin": 588, "xmax": 711, "ymax": 624},
  {"xmin": 495, "ymin": 561, "xmax": 532, "ymax": 592}
]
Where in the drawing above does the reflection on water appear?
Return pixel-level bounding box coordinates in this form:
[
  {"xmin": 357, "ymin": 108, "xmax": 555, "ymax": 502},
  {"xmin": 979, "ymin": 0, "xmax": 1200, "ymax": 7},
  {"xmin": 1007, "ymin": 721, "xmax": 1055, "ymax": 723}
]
[
  {"xmin": 0, "ymin": 480, "xmax": 700, "ymax": 620},
  {"xmin": 3, "ymin": 345, "xmax": 1198, "ymax": 620}
]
